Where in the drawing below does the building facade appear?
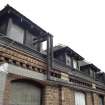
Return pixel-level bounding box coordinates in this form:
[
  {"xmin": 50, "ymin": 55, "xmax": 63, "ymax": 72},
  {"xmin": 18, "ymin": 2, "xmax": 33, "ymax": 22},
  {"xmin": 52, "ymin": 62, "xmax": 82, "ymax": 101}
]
[{"xmin": 0, "ymin": 5, "xmax": 105, "ymax": 105}]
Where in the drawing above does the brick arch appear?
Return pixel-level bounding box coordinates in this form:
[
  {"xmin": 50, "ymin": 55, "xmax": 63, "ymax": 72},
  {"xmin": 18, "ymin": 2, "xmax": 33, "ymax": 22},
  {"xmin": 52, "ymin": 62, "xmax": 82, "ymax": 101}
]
[
  {"xmin": 10, "ymin": 78, "xmax": 42, "ymax": 105},
  {"xmin": 11, "ymin": 78, "xmax": 44, "ymax": 88},
  {"xmin": 3, "ymin": 74, "xmax": 44, "ymax": 105}
]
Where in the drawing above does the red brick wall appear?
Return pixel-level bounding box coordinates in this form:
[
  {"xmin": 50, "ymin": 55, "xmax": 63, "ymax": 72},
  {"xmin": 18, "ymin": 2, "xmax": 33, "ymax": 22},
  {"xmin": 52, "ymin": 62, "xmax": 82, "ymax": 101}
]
[
  {"xmin": 62, "ymin": 87, "xmax": 75, "ymax": 105},
  {"xmin": 44, "ymin": 85, "xmax": 60, "ymax": 105},
  {"xmin": 86, "ymin": 92, "xmax": 93, "ymax": 105},
  {"xmin": 93, "ymin": 93, "xmax": 99, "ymax": 105},
  {"xmin": 3, "ymin": 74, "xmax": 105, "ymax": 105}
]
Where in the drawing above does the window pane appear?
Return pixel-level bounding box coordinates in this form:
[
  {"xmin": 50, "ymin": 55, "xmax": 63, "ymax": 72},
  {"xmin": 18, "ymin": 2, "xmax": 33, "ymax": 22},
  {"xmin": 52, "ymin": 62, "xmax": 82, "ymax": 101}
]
[
  {"xmin": 75, "ymin": 92, "xmax": 86, "ymax": 105},
  {"xmin": 66, "ymin": 55, "xmax": 71, "ymax": 66},
  {"xmin": 73, "ymin": 59, "xmax": 78, "ymax": 69}
]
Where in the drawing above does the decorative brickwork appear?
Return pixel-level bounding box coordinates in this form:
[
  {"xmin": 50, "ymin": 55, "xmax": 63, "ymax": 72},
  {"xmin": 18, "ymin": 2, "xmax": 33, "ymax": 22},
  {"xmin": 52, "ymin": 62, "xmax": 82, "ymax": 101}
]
[{"xmin": 0, "ymin": 47, "xmax": 47, "ymax": 70}]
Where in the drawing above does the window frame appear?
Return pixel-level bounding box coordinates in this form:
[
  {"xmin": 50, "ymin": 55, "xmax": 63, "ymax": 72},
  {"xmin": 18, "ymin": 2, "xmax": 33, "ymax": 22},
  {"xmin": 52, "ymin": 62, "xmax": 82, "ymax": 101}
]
[
  {"xmin": 10, "ymin": 80, "xmax": 43, "ymax": 105},
  {"xmin": 99, "ymin": 95, "xmax": 104, "ymax": 105},
  {"xmin": 75, "ymin": 91, "xmax": 86, "ymax": 105}
]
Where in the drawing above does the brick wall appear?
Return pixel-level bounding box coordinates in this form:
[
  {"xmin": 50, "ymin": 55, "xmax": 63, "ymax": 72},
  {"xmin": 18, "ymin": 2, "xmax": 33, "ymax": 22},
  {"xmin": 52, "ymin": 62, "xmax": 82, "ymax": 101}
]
[
  {"xmin": 93, "ymin": 93, "xmax": 99, "ymax": 105},
  {"xmin": 43, "ymin": 86, "xmax": 75, "ymax": 105},
  {"xmin": 3, "ymin": 73, "xmax": 105, "ymax": 105},
  {"xmin": 3, "ymin": 74, "xmax": 11, "ymax": 105},
  {"xmin": 62, "ymin": 87, "xmax": 75, "ymax": 105},
  {"xmin": 44, "ymin": 85, "xmax": 60, "ymax": 105},
  {"xmin": 86, "ymin": 92, "xmax": 93, "ymax": 105}
]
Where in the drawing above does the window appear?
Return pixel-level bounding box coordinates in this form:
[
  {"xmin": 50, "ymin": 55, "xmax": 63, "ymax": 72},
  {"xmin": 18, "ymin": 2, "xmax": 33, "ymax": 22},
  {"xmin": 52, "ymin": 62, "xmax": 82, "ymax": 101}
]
[
  {"xmin": 0, "ymin": 21, "xmax": 7, "ymax": 34},
  {"xmin": 90, "ymin": 69, "xmax": 94, "ymax": 77},
  {"xmin": 99, "ymin": 95, "xmax": 104, "ymax": 105},
  {"xmin": 66, "ymin": 54, "xmax": 72, "ymax": 66},
  {"xmin": 7, "ymin": 18, "xmax": 24, "ymax": 44},
  {"xmin": 25, "ymin": 30, "xmax": 42, "ymax": 51},
  {"xmin": 73, "ymin": 59, "xmax": 78, "ymax": 70},
  {"xmin": 90, "ymin": 69, "xmax": 96, "ymax": 79},
  {"xmin": 41, "ymin": 40, "xmax": 47, "ymax": 51},
  {"xmin": 75, "ymin": 91, "xmax": 86, "ymax": 105},
  {"xmin": 10, "ymin": 81, "xmax": 41, "ymax": 105}
]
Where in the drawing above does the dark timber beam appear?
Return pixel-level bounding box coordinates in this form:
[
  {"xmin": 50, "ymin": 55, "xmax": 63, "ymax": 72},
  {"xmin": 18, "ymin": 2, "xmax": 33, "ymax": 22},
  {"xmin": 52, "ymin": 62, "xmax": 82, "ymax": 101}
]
[
  {"xmin": 47, "ymin": 33, "xmax": 53, "ymax": 80},
  {"xmin": 33, "ymin": 36, "xmax": 47, "ymax": 45}
]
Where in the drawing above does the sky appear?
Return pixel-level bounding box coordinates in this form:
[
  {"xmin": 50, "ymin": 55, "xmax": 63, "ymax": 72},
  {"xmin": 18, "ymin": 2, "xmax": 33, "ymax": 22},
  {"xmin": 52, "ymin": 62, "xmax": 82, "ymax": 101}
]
[{"xmin": 0, "ymin": 0, "xmax": 105, "ymax": 72}]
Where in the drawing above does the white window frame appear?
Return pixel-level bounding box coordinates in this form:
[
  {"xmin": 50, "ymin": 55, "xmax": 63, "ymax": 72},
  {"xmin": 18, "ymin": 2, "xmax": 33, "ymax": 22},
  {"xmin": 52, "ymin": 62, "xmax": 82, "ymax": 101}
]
[
  {"xmin": 75, "ymin": 91, "xmax": 86, "ymax": 105},
  {"xmin": 73, "ymin": 59, "xmax": 78, "ymax": 70},
  {"xmin": 66, "ymin": 54, "xmax": 72, "ymax": 66}
]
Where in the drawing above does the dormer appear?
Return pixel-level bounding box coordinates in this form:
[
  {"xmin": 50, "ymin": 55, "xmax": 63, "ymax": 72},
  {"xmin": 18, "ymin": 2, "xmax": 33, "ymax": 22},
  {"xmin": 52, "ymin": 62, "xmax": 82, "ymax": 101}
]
[
  {"xmin": 0, "ymin": 5, "xmax": 51, "ymax": 52},
  {"xmin": 96, "ymin": 72, "xmax": 105, "ymax": 84},
  {"xmin": 80, "ymin": 63, "xmax": 100, "ymax": 79},
  {"xmin": 53, "ymin": 45, "xmax": 84, "ymax": 70}
]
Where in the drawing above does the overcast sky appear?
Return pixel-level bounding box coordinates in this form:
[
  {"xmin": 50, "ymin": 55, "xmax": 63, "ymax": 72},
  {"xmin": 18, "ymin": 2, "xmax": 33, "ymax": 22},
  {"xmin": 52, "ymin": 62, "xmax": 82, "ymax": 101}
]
[{"xmin": 1, "ymin": 0, "xmax": 105, "ymax": 72}]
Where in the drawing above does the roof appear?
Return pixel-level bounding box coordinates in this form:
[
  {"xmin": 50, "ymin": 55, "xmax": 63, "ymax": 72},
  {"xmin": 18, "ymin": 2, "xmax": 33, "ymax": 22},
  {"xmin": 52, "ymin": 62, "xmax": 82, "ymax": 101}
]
[
  {"xmin": 53, "ymin": 45, "xmax": 84, "ymax": 60},
  {"xmin": 96, "ymin": 72, "xmax": 105, "ymax": 76},
  {"xmin": 80, "ymin": 63, "xmax": 100, "ymax": 72},
  {"xmin": 0, "ymin": 4, "xmax": 49, "ymax": 37},
  {"xmin": 79, "ymin": 60, "xmax": 91, "ymax": 66}
]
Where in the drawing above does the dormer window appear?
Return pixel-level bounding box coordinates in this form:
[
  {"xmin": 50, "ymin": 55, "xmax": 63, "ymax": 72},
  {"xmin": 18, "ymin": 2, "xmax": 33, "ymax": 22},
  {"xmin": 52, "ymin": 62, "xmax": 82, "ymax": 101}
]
[
  {"xmin": 66, "ymin": 54, "xmax": 79, "ymax": 70},
  {"xmin": 80, "ymin": 63, "xmax": 100, "ymax": 79},
  {"xmin": 90, "ymin": 69, "xmax": 95, "ymax": 78},
  {"xmin": 66, "ymin": 54, "xmax": 72, "ymax": 66},
  {"xmin": 53, "ymin": 45, "xmax": 84, "ymax": 71},
  {"xmin": 73, "ymin": 59, "xmax": 78, "ymax": 70},
  {"xmin": 90, "ymin": 69, "xmax": 93, "ymax": 77}
]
